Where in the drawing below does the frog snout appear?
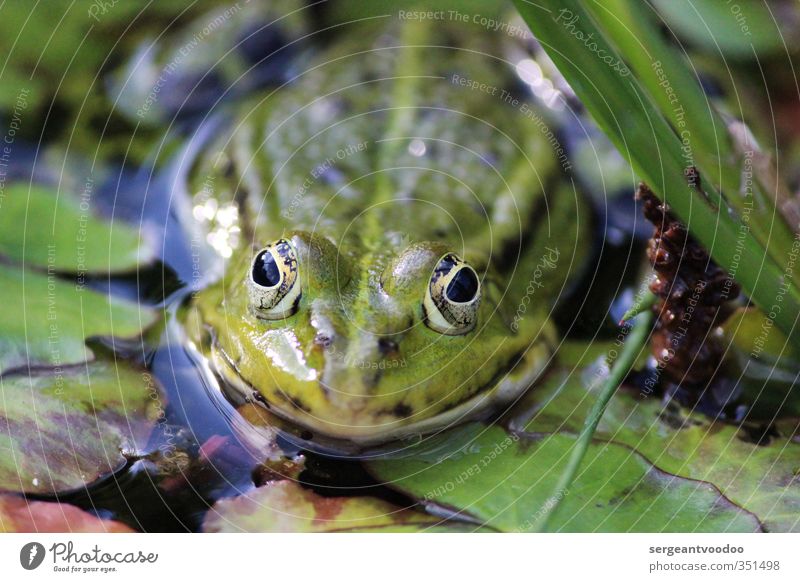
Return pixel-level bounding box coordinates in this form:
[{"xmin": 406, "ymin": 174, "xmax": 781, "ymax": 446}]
[{"xmin": 319, "ymin": 334, "xmax": 405, "ymax": 396}]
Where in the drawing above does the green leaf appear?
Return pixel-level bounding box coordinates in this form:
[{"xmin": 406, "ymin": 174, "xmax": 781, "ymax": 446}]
[
  {"xmin": 0, "ymin": 183, "xmax": 153, "ymax": 274},
  {"xmin": 586, "ymin": 0, "xmax": 732, "ymax": 160},
  {"xmin": 0, "ymin": 263, "xmax": 157, "ymax": 374},
  {"xmin": 652, "ymin": 0, "xmax": 785, "ymax": 58},
  {"xmin": 585, "ymin": 0, "xmax": 797, "ymax": 284},
  {"xmin": 0, "ymin": 495, "xmax": 134, "ymax": 532},
  {"xmin": 0, "ymin": 358, "xmax": 165, "ymax": 495},
  {"xmin": 203, "ymin": 481, "xmax": 480, "ymax": 532},
  {"xmin": 514, "ymin": 0, "xmax": 800, "ymax": 350},
  {"xmin": 367, "ymin": 424, "xmax": 760, "ymax": 532},
  {"xmin": 719, "ymin": 306, "xmax": 800, "ymax": 418},
  {"xmin": 514, "ymin": 360, "xmax": 800, "ymax": 532}
]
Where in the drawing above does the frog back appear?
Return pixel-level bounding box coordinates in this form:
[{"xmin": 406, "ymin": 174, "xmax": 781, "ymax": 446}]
[{"xmin": 188, "ymin": 19, "xmax": 563, "ymax": 277}]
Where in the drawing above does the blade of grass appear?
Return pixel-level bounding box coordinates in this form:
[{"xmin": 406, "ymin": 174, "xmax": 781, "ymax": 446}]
[
  {"xmin": 514, "ymin": 0, "xmax": 800, "ymax": 349},
  {"xmin": 585, "ymin": 0, "xmax": 798, "ymax": 272},
  {"xmin": 651, "ymin": 0, "xmax": 786, "ymax": 58},
  {"xmin": 586, "ymin": 0, "xmax": 733, "ymax": 164},
  {"xmin": 531, "ymin": 309, "xmax": 654, "ymax": 532}
]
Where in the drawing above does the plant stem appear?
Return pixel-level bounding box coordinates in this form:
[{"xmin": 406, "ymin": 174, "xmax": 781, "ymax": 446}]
[{"xmin": 531, "ymin": 309, "xmax": 654, "ymax": 532}]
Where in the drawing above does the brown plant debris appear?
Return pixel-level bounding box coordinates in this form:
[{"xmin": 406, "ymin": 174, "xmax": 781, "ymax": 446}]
[{"xmin": 637, "ymin": 173, "xmax": 740, "ymax": 393}]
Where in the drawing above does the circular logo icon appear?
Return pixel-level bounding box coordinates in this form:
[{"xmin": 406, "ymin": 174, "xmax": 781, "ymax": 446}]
[{"xmin": 20, "ymin": 542, "xmax": 46, "ymax": 570}]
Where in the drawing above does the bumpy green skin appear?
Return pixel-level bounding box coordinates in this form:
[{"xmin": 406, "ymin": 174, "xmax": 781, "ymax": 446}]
[{"xmin": 189, "ymin": 20, "xmax": 589, "ymax": 443}]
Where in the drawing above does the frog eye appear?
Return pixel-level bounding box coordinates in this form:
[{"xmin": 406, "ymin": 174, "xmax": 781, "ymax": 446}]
[
  {"xmin": 247, "ymin": 239, "xmax": 301, "ymax": 319},
  {"xmin": 423, "ymin": 253, "xmax": 480, "ymax": 335}
]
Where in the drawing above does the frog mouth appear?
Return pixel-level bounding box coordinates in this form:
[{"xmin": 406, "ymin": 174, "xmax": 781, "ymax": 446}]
[{"xmin": 210, "ymin": 335, "xmax": 554, "ymax": 448}]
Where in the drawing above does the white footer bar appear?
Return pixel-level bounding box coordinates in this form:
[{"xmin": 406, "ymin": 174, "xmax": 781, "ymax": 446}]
[{"xmin": 1, "ymin": 533, "xmax": 796, "ymax": 581}]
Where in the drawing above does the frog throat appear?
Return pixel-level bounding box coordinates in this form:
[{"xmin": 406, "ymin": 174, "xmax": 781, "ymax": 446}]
[{"xmin": 209, "ymin": 333, "xmax": 555, "ymax": 446}]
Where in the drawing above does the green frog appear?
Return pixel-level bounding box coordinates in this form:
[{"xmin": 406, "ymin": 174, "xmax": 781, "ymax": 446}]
[{"xmin": 184, "ymin": 19, "xmax": 590, "ymax": 446}]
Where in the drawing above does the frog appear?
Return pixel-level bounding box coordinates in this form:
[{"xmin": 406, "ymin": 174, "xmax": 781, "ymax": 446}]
[{"xmin": 184, "ymin": 18, "xmax": 590, "ymax": 446}]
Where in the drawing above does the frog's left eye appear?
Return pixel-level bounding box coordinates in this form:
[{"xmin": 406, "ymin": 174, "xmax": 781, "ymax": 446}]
[
  {"xmin": 247, "ymin": 239, "xmax": 301, "ymax": 319},
  {"xmin": 423, "ymin": 253, "xmax": 480, "ymax": 335}
]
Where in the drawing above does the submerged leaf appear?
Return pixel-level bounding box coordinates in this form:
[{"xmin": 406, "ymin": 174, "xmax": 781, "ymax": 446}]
[
  {"xmin": 203, "ymin": 480, "xmax": 479, "ymax": 533},
  {"xmin": 0, "ymin": 263, "xmax": 158, "ymax": 374},
  {"xmin": 0, "ymin": 359, "xmax": 165, "ymax": 495},
  {"xmin": 0, "ymin": 495, "xmax": 134, "ymax": 532},
  {"xmin": 368, "ymin": 424, "xmax": 761, "ymax": 532},
  {"xmin": 0, "ymin": 183, "xmax": 153, "ymax": 274}
]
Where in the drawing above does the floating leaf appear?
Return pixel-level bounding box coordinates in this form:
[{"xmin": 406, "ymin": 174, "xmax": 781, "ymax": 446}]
[
  {"xmin": 0, "ymin": 359, "xmax": 165, "ymax": 495},
  {"xmin": 203, "ymin": 481, "xmax": 480, "ymax": 533},
  {"xmin": 0, "ymin": 495, "xmax": 134, "ymax": 532},
  {"xmin": 368, "ymin": 424, "xmax": 761, "ymax": 532},
  {"xmin": 514, "ymin": 358, "xmax": 800, "ymax": 532},
  {"xmin": 0, "ymin": 183, "xmax": 153, "ymax": 274},
  {"xmin": 0, "ymin": 263, "xmax": 158, "ymax": 374}
]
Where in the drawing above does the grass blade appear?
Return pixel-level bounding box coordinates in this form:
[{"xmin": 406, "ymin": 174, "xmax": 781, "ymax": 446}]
[{"xmin": 514, "ymin": 0, "xmax": 800, "ymax": 348}]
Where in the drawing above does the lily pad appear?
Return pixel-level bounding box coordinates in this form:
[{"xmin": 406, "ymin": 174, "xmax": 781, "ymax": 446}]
[
  {"xmin": 0, "ymin": 183, "xmax": 153, "ymax": 273},
  {"xmin": 0, "ymin": 359, "xmax": 165, "ymax": 495},
  {"xmin": 0, "ymin": 495, "xmax": 134, "ymax": 532},
  {"xmin": 203, "ymin": 481, "xmax": 480, "ymax": 533},
  {"xmin": 0, "ymin": 263, "xmax": 157, "ymax": 374},
  {"xmin": 367, "ymin": 424, "xmax": 761, "ymax": 532},
  {"xmin": 513, "ymin": 357, "xmax": 800, "ymax": 532}
]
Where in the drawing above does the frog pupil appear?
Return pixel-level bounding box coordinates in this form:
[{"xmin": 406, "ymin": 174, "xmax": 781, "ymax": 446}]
[
  {"xmin": 446, "ymin": 268, "xmax": 478, "ymax": 303},
  {"xmin": 253, "ymin": 251, "xmax": 281, "ymax": 287}
]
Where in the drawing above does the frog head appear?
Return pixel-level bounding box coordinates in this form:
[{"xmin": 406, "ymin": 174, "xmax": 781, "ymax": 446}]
[{"xmin": 198, "ymin": 231, "xmax": 554, "ymax": 445}]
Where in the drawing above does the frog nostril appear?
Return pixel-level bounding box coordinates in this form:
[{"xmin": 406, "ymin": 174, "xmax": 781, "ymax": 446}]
[
  {"xmin": 314, "ymin": 333, "xmax": 333, "ymax": 348},
  {"xmin": 378, "ymin": 337, "xmax": 399, "ymax": 356}
]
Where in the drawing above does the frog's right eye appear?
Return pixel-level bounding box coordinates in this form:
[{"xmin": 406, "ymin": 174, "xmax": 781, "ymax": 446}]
[
  {"xmin": 423, "ymin": 253, "xmax": 480, "ymax": 335},
  {"xmin": 247, "ymin": 239, "xmax": 301, "ymax": 319}
]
